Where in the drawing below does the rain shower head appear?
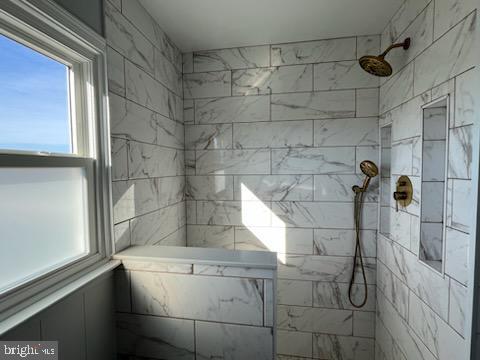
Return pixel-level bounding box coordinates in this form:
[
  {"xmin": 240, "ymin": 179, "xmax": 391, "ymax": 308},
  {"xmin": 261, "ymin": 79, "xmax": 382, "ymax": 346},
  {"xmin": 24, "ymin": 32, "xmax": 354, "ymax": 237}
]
[{"xmin": 359, "ymin": 38, "xmax": 411, "ymax": 77}]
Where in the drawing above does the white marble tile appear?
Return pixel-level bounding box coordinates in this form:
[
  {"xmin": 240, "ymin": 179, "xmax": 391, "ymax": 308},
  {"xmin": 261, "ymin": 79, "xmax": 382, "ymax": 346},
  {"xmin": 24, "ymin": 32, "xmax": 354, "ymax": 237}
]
[
  {"xmin": 114, "ymin": 269, "xmax": 131, "ymax": 312},
  {"xmin": 353, "ymin": 311, "xmax": 375, "ymax": 338},
  {"xmin": 377, "ymin": 261, "xmax": 409, "ymax": 319},
  {"xmin": 272, "ymin": 147, "xmax": 355, "ymax": 175},
  {"xmin": 130, "ymin": 202, "xmax": 185, "ymax": 245},
  {"xmin": 356, "ymin": 88, "xmax": 379, "ymax": 117},
  {"xmin": 185, "ymin": 151, "xmax": 196, "ymax": 175},
  {"xmin": 111, "ymin": 137, "xmax": 128, "ymax": 181},
  {"xmin": 196, "ymin": 322, "xmax": 273, "ymax": 360},
  {"xmin": 391, "ymin": 139, "xmax": 413, "ymax": 175},
  {"xmin": 271, "ymin": 90, "xmax": 356, "ymax": 120},
  {"xmin": 277, "ymin": 305, "xmax": 353, "ymax": 335},
  {"xmin": 414, "ymin": 12, "xmax": 476, "ymax": 96},
  {"xmin": 446, "ymin": 179, "xmax": 472, "ymax": 233},
  {"xmin": 194, "ymin": 46, "xmax": 270, "ymax": 72},
  {"xmin": 277, "ymin": 330, "xmax": 312, "ymax": 358},
  {"xmin": 419, "ymin": 222, "xmax": 443, "ymax": 261},
  {"xmin": 125, "ymin": 60, "xmax": 182, "ymax": 121},
  {"xmin": 423, "ymin": 140, "xmax": 446, "ymax": 181},
  {"xmin": 186, "ymin": 225, "xmax": 234, "ymax": 249},
  {"xmin": 313, "ymin": 334, "xmax": 374, "ymax": 360},
  {"xmin": 314, "ymin": 174, "xmax": 378, "ymax": 202},
  {"xmin": 159, "ymin": 226, "xmax": 187, "ymax": 246},
  {"xmin": 183, "ymin": 71, "xmax": 231, "ymax": 99},
  {"xmin": 375, "ymin": 315, "xmax": 408, "ymax": 360},
  {"xmin": 388, "ymin": 95, "xmax": 429, "ymax": 142},
  {"xmin": 314, "ymin": 229, "xmax": 376, "ymax": 257},
  {"xmin": 355, "ymin": 146, "xmax": 379, "ymax": 175},
  {"xmin": 454, "ymin": 69, "xmax": 475, "ymax": 127},
  {"xmin": 153, "ymin": 26, "xmax": 182, "ymax": 72},
  {"xmin": 234, "ymin": 175, "xmax": 313, "ymax": 201},
  {"xmin": 117, "ymin": 313, "xmax": 194, "ymax": 359},
  {"xmin": 424, "ymin": 107, "xmax": 447, "ymax": 140},
  {"xmin": 233, "ymin": 65, "xmax": 313, "ymax": 95},
  {"xmin": 234, "ymin": 120, "xmax": 313, "ymax": 149},
  {"xmin": 196, "ymin": 149, "xmax": 270, "ymax": 175},
  {"xmin": 193, "ymin": 264, "xmax": 274, "ymax": 279},
  {"xmin": 376, "ymin": 291, "xmax": 435, "ymax": 360},
  {"xmin": 185, "ymin": 124, "xmax": 233, "ymax": 150},
  {"xmin": 278, "ymin": 254, "xmax": 376, "ymax": 283},
  {"xmin": 445, "ymin": 227, "xmax": 469, "ymax": 285},
  {"xmin": 449, "ymin": 277, "xmax": 467, "ymax": 336},
  {"xmin": 186, "ymin": 200, "xmax": 196, "ymax": 224},
  {"xmin": 234, "ymin": 226, "xmax": 313, "ymax": 254},
  {"xmin": 114, "ymin": 221, "xmax": 131, "ymax": 252},
  {"xmin": 271, "ymin": 37, "xmax": 356, "ymax": 65},
  {"xmin": 128, "ymin": 142, "xmax": 180, "ymax": 178},
  {"xmin": 131, "ymin": 271, "xmax": 264, "ymax": 325},
  {"xmin": 408, "ymin": 291, "xmax": 467, "ymax": 359},
  {"xmin": 183, "ymin": 52, "xmax": 193, "ymax": 73},
  {"xmin": 106, "ymin": 46, "xmax": 125, "ymax": 96},
  {"xmin": 277, "ymin": 280, "xmax": 312, "ymax": 306},
  {"xmin": 448, "ymin": 125, "xmax": 473, "ymax": 179},
  {"xmin": 121, "ymin": 260, "xmax": 192, "ymax": 274},
  {"xmin": 183, "ymin": 99, "xmax": 194, "ymax": 123},
  {"xmin": 313, "ymin": 117, "xmax": 378, "ymax": 146},
  {"xmin": 380, "ymin": 63, "xmax": 414, "ymax": 114},
  {"xmin": 196, "ymin": 200, "xmax": 271, "ymax": 227},
  {"xmin": 154, "ymin": 48, "xmax": 182, "ymax": 96},
  {"xmin": 390, "ymin": 208, "xmax": 412, "ymax": 249},
  {"xmin": 195, "ymin": 95, "xmax": 270, "ymax": 124},
  {"xmin": 186, "ymin": 175, "xmax": 233, "ymax": 200},
  {"xmin": 314, "ymin": 60, "xmax": 379, "ymax": 91},
  {"xmin": 421, "ymin": 182, "xmax": 445, "ymax": 222},
  {"xmin": 273, "ymin": 201, "xmax": 377, "ymax": 230},
  {"xmin": 434, "ymin": 0, "xmax": 476, "ymax": 39},
  {"xmin": 105, "ymin": 2, "xmax": 154, "ymax": 75},
  {"xmin": 357, "ymin": 35, "xmax": 380, "ymax": 58},
  {"xmin": 313, "ymin": 282, "xmax": 376, "ymax": 312}
]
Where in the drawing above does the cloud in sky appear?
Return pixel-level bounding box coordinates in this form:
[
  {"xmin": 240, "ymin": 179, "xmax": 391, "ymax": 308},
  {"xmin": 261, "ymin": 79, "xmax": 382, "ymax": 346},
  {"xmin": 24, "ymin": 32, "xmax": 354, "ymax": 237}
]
[{"xmin": 0, "ymin": 34, "xmax": 71, "ymax": 153}]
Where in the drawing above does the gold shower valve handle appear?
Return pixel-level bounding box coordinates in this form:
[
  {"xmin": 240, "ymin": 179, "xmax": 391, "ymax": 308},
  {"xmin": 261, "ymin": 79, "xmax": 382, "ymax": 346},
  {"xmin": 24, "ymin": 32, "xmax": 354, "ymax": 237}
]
[{"xmin": 393, "ymin": 175, "xmax": 413, "ymax": 212}]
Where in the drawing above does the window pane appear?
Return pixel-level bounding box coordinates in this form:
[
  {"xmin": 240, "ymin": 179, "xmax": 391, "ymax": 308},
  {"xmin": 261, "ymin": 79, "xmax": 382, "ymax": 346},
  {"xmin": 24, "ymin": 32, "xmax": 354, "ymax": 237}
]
[
  {"xmin": 0, "ymin": 34, "xmax": 71, "ymax": 153},
  {"xmin": 0, "ymin": 167, "xmax": 90, "ymax": 293}
]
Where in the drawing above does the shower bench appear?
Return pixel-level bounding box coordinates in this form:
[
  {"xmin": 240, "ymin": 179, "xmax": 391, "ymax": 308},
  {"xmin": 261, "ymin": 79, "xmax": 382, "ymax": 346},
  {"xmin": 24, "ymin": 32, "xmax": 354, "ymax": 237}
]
[{"xmin": 113, "ymin": 245, "xmax": 277, "ymax": 359}]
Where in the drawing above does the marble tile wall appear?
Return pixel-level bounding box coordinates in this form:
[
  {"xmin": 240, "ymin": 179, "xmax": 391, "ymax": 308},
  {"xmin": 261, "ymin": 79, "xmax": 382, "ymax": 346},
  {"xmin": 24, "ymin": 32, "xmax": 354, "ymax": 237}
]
[
  {"xmin": 115, "ymin": 260, "xmax": 275, "ymax": 359},
  {"xmin": 106, "ymin": 0, "xmax": 186, "ymax": 251},
  {"xmin": 183, "ymin": 35, "xmax": 381, "ymax": 358},
  {"xmin": 377, "ymin": 1, "xmax": 477, "ymax": 359}
]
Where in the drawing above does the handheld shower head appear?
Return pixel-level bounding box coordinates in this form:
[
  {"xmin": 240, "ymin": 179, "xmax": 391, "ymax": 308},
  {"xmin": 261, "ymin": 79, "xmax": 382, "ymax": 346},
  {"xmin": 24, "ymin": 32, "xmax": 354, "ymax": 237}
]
[
  {"xmin": 353, "ymin": 160, "xmax": 379, "ymax": 193},
  {"xmin": 359, "ymin": 38, "xmax": 411, "ymax": 77}
]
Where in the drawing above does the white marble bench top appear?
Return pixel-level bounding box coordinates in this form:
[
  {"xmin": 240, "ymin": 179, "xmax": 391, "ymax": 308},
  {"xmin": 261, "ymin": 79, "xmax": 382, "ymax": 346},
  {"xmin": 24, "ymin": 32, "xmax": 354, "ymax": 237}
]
[{"xmin": 113, "ymin": 245, "xmax": 277, "ymax": 270}]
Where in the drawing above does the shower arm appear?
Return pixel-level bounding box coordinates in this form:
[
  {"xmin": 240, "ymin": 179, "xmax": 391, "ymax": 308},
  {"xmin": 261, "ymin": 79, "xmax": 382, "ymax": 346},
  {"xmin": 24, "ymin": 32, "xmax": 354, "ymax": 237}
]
[{"xmin": 379, "ymin": 38, "xmax": 411, "ymax": 58}]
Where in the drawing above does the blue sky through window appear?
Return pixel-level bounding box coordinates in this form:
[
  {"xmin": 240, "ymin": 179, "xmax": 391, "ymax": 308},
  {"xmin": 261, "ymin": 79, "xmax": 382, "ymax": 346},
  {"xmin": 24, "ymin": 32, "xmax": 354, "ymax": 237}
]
[{"xmin": 0, "ymin": 34, "xmax": 71, "ymax": 153}]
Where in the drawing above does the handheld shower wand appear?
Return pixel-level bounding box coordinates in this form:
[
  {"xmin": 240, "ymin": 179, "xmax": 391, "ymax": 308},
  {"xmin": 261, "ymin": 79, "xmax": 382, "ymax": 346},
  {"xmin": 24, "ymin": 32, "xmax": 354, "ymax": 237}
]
[{"xmin": 349, "ymin": 160, "xmax": 378, "ymax": 308}]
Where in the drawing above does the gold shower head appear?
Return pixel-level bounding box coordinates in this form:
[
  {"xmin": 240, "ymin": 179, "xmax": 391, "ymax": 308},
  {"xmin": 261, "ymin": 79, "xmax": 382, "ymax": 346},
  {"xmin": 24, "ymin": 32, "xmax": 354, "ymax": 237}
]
[
  {"xmin": 359, "ymin": 38, "xmax": 411, "ymax": 77},
  {"xmin": 360, "ymin": 160, "xmax": 378, "ymax": 178}
]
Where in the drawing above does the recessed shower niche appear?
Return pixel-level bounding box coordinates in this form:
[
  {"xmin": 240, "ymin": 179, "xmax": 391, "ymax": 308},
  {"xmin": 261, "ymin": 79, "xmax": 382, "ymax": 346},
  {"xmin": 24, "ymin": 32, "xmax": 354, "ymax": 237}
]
[{"xmin": 419, "ymin": 97, "xmax": 449, "ymax": 272}]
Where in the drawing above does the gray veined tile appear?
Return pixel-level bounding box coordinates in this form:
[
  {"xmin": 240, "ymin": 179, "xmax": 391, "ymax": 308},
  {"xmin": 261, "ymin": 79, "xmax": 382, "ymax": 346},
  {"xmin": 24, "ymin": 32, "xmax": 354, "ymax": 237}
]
[
  {"xmin": 449, "ymin": 278, "xmax": 467, "ymax": 336},
  {"xmin": 357, "ymin": 35, "xmax": 380, "ymax": 59},
  {"xmin": 271, "ymin": 37, "xmax": 356, "ymax": 65},
  {"xmin": 193, "ymin": 264, "xmax": 274, "ymax": 279},
  {"xmin": 154, "ymin": 48, "xmax": 183, "ymax": 96},
  {"xmin": 196, "ymin": 200, "xmax": 272, "ymax": 227},
  {"xmin": 272, "ymin": 147, "xmax": 355, "ymax": 175},
  {"xmin": 314, "ymin": 117, "xmax": 379, "ymax": 147},
  {"xmin": 277, "ymin": 305, "xmax": 353, "ymax": 335},
  {"xmin": 154, "ymin": 26, "xmax": 183, "ymax": 72},
  {"xmin": 356, "ymin": 88, "xmax": 379, "ymax": 117},
  {"xmin": 314, "ymin": 229, "xmax": 376, "ymax": 257},
  {"xmin": 186, "ymin": 224, "xmax": 234, "ymax": 249},
  {"xmin": 277, "ymin": 279, "xmax": 313, "ymax": 306},
  {"xmin": 380, "ymin": 62, "xmax": 414, "ymax": 114},
  {"xmin": 194, "ymin": 45, "xmax": 270, "ymax": 72},
  {"xmin": 445, "ymin": 227, "xmax": 469, "ymax": 285},
  {"xmin": 185, "ymin": 124, "xmax": 233, "ymax": 150},
  {"xmin": 106, "ymin": 46, "xmax": 125, "ymax": 96},
  {"xmin": 314, "ymin": 60, "xmax": 379, "ymax": 91},
  {"xmin": 186, "ymin": 200, "xmax": 197, "ymax": 224},
  {"xmin": 111, "ymin": 137, "xmax": 128, "ymax": 181},
  {"xmin": 183, "ymin": 99, "xmax": 194, "ymax": 123},
  {"xmin": 185, "ymin": 151, "xmax": 196, "ymax": 175},
  {"xmin": 116, "ymin": 313, "xmax": 195, "ymax": 360},
  {"xmin": 114, "ymin": 221, "xmax": 131, "ymax": 252},
  {"xmin": 233, "ymin": 120, "xmax": 313, "ymax": 149},
  {"xmin": 233, "ymin": 175, "xmax": 314, "ymax": 201},
  {"xmin": 313, "ymin": 282, "xmax": 376, "ymax": 312},
  {"xmin": 186, "ymin": 175, "xmax": 234, "ymax": 200},
  {"xmin": 232, "ymin": 65, "xmax": 313, "ymax": 95},
  {"xmin": 376, "ymin": 261, "xmax": 409, "ymax": 320},
  {"xmin": 128, "ymin": 142, "xmax": 181, "ymax": 178},
  {"xmin": 130, "ymin": 271, "xmax": 264, "ymax": 326},
  {"xmin": 104, "ymin": 2, "xmax": 154, "ymax": 75},
  {"xmin": 196, "ymin": 149, "xmax": 270, "ymax": 175},
  {"xmin": 414, "ymin": 12, "xmax": 476, "ymax": 96},
  {"xmin": 315, "ymin": 174, "xmax": 379, "ymax": 203},
  {"xmin": 271, "ymin": 90, "xmax": 355, "ymax": 120},
  {"xmin": 313, "ymin": 334, "xmax": 374, "ymax": 360},
  {"xmin": 183, "ymin": 71, "xmax": 231, "ymax": 99},
  {"xmin": 195, "ymin": 322, "xmax": 273, "ymax": 360},
  {"xmin": 448, "ymin": 125, "xmax": 473, "ymax": 179},
  {"xmin": 454, "ymin": 69, "xmax": 475, "ymax": 127},
  {"xmin": 434, "ymin": 0, "xmax": 476, "ymax": 39},
  {"xmin": 277, "ymin": 329, "xmax": 312, "ymax": 358},
  {"xmin": 446, "ymin": 179, "xmax": 472, "ymax": 233},
  {"xmin": 183, "ymin": 52, "xmax": 193, "ymax": 73},
  {"xmin": 353, "ymin": 310, "xmax": 375, "ymax": 338},
  {"xmin": 195, "ymin": 95, "xmax": 270, "ymax": 124}
]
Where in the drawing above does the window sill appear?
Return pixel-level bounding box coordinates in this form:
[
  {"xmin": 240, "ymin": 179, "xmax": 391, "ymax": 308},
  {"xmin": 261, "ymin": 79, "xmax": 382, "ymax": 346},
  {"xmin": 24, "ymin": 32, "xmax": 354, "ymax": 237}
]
[{"xmin": 0, "ymin": 260, "xmax": 121, "ymax": 336}]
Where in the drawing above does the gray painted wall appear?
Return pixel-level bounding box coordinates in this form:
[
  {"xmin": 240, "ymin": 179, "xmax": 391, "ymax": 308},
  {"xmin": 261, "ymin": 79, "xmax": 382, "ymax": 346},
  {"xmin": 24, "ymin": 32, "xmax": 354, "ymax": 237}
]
[
  {"xmin": 53, "ymin": 0, "xmax": 103, "ymax": 35},
  {"xmin": 1, "ymin": 273, "xmax": 116, "ymax": 360}
]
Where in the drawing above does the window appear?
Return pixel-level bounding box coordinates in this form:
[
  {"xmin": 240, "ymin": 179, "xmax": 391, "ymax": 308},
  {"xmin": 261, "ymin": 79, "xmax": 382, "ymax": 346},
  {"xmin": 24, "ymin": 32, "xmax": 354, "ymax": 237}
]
[{"xmin": 0, "ymin": 0, "xmax": 111, "ymax": 314}]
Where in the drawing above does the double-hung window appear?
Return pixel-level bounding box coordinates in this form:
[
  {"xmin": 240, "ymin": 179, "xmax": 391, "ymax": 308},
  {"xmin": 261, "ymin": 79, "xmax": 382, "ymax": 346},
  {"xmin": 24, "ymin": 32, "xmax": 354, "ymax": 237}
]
[{"xmin": 0, "ymin": 0, "xmax": 112, "ymax": 317}]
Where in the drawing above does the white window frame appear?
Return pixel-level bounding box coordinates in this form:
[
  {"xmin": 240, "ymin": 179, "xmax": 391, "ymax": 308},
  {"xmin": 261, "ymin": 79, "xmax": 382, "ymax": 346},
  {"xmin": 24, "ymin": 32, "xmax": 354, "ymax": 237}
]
[{"xmin": 0, "ymin": 0, "xmax": 112, "ymax": 321}]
